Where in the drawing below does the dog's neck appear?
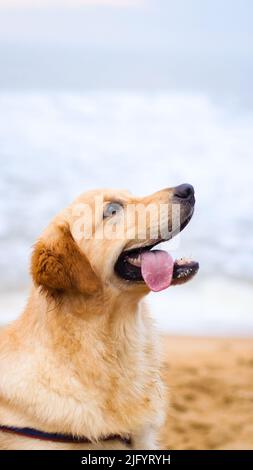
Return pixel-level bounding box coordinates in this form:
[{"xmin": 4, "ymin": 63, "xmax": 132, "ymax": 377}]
[{"xmin": 21, "ymin": 286, "xmax": 146, "ymax": 354}]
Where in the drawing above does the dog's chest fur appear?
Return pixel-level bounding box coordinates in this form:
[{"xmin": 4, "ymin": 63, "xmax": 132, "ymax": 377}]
[{"xmin": 0, "ymin": 294, "xmax": 165, "ymax": 449}]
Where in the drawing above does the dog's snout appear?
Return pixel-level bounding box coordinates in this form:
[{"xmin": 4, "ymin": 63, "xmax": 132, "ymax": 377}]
[{"xmin": 173, "ymin": 183, "xmax": 195, "ymax": 202}]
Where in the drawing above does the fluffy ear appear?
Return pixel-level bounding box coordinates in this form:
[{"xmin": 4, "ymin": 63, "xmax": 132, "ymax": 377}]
[{"xmin": 31, "ymin": 223, "xmax": 100, "ymax": 295}]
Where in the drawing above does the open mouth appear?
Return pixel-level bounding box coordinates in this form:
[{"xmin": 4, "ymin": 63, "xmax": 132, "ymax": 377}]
[{"xmin": 114, "ymin": 211, "xmax": 199, "ymax": 292}]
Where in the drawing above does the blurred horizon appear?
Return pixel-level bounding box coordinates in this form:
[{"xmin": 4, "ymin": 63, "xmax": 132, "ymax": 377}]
[{"xmin": 0, "ymin": 0, "xmax": 252, "ymax": 108}]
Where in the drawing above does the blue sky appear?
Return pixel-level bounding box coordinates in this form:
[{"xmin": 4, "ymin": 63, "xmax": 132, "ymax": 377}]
[{"xmin": 0, "ymin": 0, "xmax": 252, "ymax": 100}]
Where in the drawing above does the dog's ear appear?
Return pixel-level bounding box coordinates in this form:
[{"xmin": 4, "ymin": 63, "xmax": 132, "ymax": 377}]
[{"xmin": 31, "ymin": 223, "xmax": 100, "ymax": 295}]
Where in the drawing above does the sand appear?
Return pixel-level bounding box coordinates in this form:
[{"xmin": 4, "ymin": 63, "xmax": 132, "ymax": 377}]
[{"xmin": 160, "ymin": 336, "xmax": 253, "ymax": 450}]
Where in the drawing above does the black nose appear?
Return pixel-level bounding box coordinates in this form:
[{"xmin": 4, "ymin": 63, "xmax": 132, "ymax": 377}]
[{"xmin": 173, "ymin": 183, "xmax": 195, "ymax": 201}]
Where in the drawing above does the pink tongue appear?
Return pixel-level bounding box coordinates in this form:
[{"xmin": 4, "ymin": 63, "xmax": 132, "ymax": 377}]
[{"xmin": 141, "ymin": 250, "xmax": 174, "ymax": 292}]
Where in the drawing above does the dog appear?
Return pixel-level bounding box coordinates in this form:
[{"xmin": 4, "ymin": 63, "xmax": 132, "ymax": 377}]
[{"xmin": 0, "ymin": 185, "xmax": 198, "ymax": 449}]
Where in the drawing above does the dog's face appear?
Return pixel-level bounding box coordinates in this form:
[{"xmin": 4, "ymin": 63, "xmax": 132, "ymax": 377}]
[{"xmin": 31, "ymin": 185, "xmax": 199, "ymax": 297}]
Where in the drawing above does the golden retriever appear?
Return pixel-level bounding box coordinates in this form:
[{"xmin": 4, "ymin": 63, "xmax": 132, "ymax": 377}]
[{"xmin": 0, "ymin": 185, "xmax": 198, "ymax": 450}]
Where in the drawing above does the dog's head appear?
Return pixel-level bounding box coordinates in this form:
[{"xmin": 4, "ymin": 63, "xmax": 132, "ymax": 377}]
[{"xmin": 31, "ymin": 185, "xmax": 199, "ymax": 297}]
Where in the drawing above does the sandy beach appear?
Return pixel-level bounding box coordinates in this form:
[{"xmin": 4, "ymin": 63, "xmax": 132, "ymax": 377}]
[{"xmin": 160, "ymin": 336, "xmax": 253, "ymax": 450}]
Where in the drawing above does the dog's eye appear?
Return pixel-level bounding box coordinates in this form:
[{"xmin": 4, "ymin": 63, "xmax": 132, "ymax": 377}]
[{"xmin": 103, "ymin": 202, "xmax": 123, "ymax": 218}]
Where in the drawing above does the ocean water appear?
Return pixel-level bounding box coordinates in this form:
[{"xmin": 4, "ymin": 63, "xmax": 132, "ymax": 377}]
[{"xmin": 0, "ymin": 91, "xmax": 253, "ymax": 333}]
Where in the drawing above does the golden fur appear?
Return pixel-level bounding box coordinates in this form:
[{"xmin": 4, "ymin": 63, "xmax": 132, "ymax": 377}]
[{"xmin": 0, "ymin": 188, "xmax": 176, "ymax": 450}]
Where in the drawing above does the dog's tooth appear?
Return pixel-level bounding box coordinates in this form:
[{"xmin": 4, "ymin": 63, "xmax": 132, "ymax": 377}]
[
  {"xmin": 126, "ymin": 255, "xmax": 141, "ymax": 267},
  {"xmin": 176, "ymin": 257, "xmax": 193, "ymax": 266}
]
